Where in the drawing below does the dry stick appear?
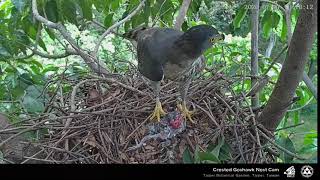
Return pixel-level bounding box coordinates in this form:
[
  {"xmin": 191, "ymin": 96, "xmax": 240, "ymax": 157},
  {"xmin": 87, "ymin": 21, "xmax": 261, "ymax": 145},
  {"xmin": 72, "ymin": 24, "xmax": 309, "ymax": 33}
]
[
  {"xmin": 233, "ymin": 122, "xmax": 246, "ymax": 163},
  {"xmin": 63, "ymin": 79, "xmax": 100, "ymax": 151},
  {"xmin": 21, "ymin": 148, "xmax": 47, "ymax": 164},
  {"xmin": 125, "ymin": 117, "xmax": 149, "ymax": 141},
  {"xmin": 90, "ymin": 75, "xmax": 148, "ymax": 96},
  {"xmin": 214, "ymin": 93, "xmax": 237, "ymax": 116},
  {"xmin": 97, "ymin": 117, "xmax": 109, "ymax": 159},
  {"xmin": 0, "ymin": 119, "xmax": 48, "ymax": 148},
  {"xmin": 275, "ymin": 122, "xmax": 304, "ymax": 132},
  {"xmin": 40, "ymin": 144, "xmax": 99, "ymax": 163},
  {"xmin": 185, "ymin": 134, "xmax": 196, "ymax": 152},
  {"xmin": 194, "ymin": 103, "xmax": 220, "ymax": 128},
  {"xmin": 258, "ymin": 129, "xmax": 306, "ymax": 160},
  {"xmin": 240, "ymin": 92, "xmax": 266, "ymax": 162}
]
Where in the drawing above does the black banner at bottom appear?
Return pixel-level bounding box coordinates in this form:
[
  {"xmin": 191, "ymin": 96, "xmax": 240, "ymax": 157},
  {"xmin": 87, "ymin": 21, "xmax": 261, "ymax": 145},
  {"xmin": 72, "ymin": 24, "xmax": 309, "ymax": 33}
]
[{"xmin": 0, "ymin": 164, "xmax": 318, "ymax": 179}]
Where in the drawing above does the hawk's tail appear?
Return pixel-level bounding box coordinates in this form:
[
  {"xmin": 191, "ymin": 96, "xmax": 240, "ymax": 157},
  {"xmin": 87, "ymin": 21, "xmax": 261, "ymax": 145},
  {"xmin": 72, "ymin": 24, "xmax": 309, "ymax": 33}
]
[{"xmin": 122, "ymin": 26, "xmax": 147, "ymax": 41}]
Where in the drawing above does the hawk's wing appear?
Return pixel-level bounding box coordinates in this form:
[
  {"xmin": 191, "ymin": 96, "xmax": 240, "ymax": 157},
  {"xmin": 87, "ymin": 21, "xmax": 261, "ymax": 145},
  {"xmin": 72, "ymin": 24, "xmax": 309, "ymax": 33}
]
[{"xmin": 136, "ymin": 28, "xmax": 183, "ymax": 81}]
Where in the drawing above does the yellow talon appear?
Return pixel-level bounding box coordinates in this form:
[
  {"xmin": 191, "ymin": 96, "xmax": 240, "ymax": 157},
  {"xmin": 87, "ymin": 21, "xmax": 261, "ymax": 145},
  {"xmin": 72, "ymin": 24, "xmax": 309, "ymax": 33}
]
[
  {"xmin": 149, "ymin": 101, "xmax": 166, "ymax": 122},
  {"xmin": 177, "ymin": 102, "xmax": 195, "ymax": 123}
]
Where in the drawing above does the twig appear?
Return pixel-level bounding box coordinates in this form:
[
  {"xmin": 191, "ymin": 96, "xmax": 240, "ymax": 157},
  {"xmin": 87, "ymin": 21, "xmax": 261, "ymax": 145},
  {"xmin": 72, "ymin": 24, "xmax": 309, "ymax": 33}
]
[
  {"xmin": 258, "ymin": 129, "xmax": 306, "ymax": 160},
  {"xmin": 93, "ymin": 0, "xmax": 146, "ymax": 57}
]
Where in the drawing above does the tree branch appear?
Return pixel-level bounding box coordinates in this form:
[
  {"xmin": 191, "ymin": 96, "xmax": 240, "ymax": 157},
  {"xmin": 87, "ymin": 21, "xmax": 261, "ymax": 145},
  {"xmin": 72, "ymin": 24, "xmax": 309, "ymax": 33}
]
[
  {"xmin": 32, "ymin": 48, "xmax": 78, "ymax": 59},
  {"xmin": 302, "ymin": 71, "xmax": 317, "ymax": 100},
  {"xmin": 284, "ymin": 1, "xmax": 317, "ymax": 100},
  {"xmin": 174, "ymin": 0, "xmax": 192, "ymax": 30},
  {"xmin": 251, "ymin": 0, "xmax": 260, "ymax": 108},
  {"xmin": 31, "ymin": 0, "xmax": 110, "ymax": 76},
  {"xmin": 257, "ymin": 0, "xmax": 317, "ymax": 132},
  {"xmin": 93, "ymin": 0, "xmax": 146, "ymax": 57}
]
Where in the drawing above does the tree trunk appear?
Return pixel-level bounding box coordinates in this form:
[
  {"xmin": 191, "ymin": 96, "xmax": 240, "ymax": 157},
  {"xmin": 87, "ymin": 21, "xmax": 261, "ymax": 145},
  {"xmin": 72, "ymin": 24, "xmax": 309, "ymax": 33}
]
[
  {"xmin": 174, "ymin": 0, "xmax": 192, "ymax": 30},
  {"xmin": 251, "ymin": 0, "xmax": 260, "ymax": 108},
  {"xmin": 257, "ymin": 0, "xmax": 317, "ymax": 132},
  {"xmin": 285, "ymin": 1, "xmax": 318, "ymax": 100}
]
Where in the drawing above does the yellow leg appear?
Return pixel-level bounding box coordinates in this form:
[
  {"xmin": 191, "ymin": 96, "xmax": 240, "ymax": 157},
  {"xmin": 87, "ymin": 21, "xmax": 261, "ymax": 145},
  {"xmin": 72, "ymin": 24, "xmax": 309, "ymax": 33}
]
[
  {"xmin": 149, "ymin": 99, "xmax": 166, "ymax": 122},
  {"xmin": 177, "ymin": 101, "xmax": 195, "ymax": 123}
]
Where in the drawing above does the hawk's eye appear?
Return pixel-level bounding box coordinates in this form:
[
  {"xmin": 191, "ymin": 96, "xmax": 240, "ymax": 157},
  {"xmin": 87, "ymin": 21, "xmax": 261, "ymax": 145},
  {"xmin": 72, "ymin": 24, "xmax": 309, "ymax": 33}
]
[
  {"xmin": 210, "ymin": 37, "xmax": 216, "ymax": 43},
  {"xmin": 210, "ymin": 36, "xmax": 224, "ymax": 43}
]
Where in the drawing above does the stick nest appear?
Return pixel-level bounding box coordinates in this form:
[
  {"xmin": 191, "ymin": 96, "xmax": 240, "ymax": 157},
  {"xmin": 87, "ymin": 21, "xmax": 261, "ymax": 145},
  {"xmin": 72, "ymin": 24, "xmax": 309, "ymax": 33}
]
[{"xmin": 1, "ymin": 69, "xmax": 277, "ymax": 164}]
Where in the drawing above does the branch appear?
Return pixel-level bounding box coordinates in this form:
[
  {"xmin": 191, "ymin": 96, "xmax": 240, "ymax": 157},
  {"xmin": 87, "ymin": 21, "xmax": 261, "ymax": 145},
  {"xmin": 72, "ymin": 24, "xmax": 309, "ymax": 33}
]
[
  {"xmin": 302, "ymin": 71, "xmax": 317, "ymax": 100},
  {"xmin": 31, "ymin": 0, "xmax": 110, "ymax": 76},
  {"xmin": 93, "ymin": 0, "xmax": 146, "ymax": 57},
  {"xmin": 258, "ymin": 129, "xmax": 306, "ymax": 160},
  {"xmin": 283, "ymin": 2, "xmax": 317, "ymax": 101},
  {"xmin": 257, "ymin": 0, "xmax": 317, "ymax": 132},
  {"xmin": 173, "ymin": 0, "xmax": 192, "ymax": 30},
  {"xmin": 250, "ymin": 0, "xmax": 260, "ymax": 108},
  {"xmin": 32, "ymin": 48, "xmax": 77, "ymax": 59}
]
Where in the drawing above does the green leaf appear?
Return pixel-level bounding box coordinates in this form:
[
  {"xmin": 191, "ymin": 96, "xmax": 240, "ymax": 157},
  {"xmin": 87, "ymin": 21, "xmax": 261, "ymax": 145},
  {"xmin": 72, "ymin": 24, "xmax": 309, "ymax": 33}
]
[
  {"xmin": 11, "ymin": 0, "xmax": 26, "ymax": 12},
  {"xmin": 45, "ymin": 0, "xmax": 59, "ymax": 23},
  {"xmin": 219, "ymin": 142, "xmax": 232, "ymax": 161},
  {"xmin": 143, "ymin": 0, "xmax": 151, "ymax": 25},
  {"xmin": 0, "ymin": 46, "xmax": 10, "ymax": 57},
  {"xmin": 190, "ymin": 0, "xmax": 201, "ymax": 13},
  {"xmin": 183, "ymin": 147, "xmax": 193, "ymax": 164},
  {"xmin": 25, "ymin": 85, "xmax": 43, "ymax": 98},
  {"xmin": 22, "ymin": 96, "xmax": 45, "ymax": 113},
  {"xmin": 79, "ymin": 0, "xmax": 93, "ymax": 21},
  {"xmin": 293, "ymin": 111, "xmax": 300, "ymax": 125},
  {"xmin": 204, "ymin": 0, "xmax": 211, "ymax": 7},
  {"xmin": 230, "ymin": 51, "xmax": 242, "ymax": 56},
  {"xmin": 110, "ymin": 0, "xmax": 120, "ymax": 11},
  {"xmin": 211, "ymin": 136, "xmax": 225, "ymax": 157},
  {"xmin": 15, "ymin": 30, "xmax": 30, "ymax": 52},
  {"xmin": 12, "ymin": 86, "xmax": 25, "ymax": 98},
  {"xmin": 194, "ymin": 145, "xmax": 201, "ymax": 163},
  {"xmin": 42, "ymin": 65, "xmax": 59, "ymax": 74},
  {"xmin": 198, "ymin": 152, "xmax": 220, "ymax": 163},
  {"xmin": 271, "ymin": 12, "xmax": 280, "ymax": 28},
  {"xmin": 181, "ymin": 21, "xmax": 188, "ymax": 32},
  {"xmin": 280, "ymin": 15, "xmax": 287, "ymax": 42},
  {"xmin": 45, "ymin": 28, "xmax": 55, "ymax": 40},
  {"xmin": 303, "ymin": 131, "xmax": 317, "ymax": 145},
  {"xmin": 124, "ymin": 21, "xmax": 131, "ymax": 32},
  {"xmin": 262, "ymin": 18, "xmax": 272, "ymax": 39},
  {"xmin": 276, "ymin": 136, "xmax": 296, "ymax": 163},
  {"xmin": 38, "ymin": 38, "xmax": 47, "ymax": 51},
  {"xmin": 233, "ymin": 5, "xmax": 248, "ymax": 29},
  {"xmin": 62, "ymin": 0, "xmax": 77, "ymax": 25},
  {"xmin": 296, "ymin": 88, "xmax": 306, "ymax": 106},
  {"xmin": 104, "ymin": 13, "xmax": 114, "ymax": 28},
  {"xmin": 131, "ymin": 13, "xmax": 145, "ymax": 28},
  {"xmin": 18, "ymin": 73, "xmax": 34, "ymax": 86}
]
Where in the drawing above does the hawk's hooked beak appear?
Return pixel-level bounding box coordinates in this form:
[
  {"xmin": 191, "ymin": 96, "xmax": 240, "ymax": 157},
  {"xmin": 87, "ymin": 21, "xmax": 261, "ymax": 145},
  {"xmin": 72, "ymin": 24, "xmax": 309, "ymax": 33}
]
[{"xmin": 210, "ymin": 34, "xmax": 225, "ymax": 43}]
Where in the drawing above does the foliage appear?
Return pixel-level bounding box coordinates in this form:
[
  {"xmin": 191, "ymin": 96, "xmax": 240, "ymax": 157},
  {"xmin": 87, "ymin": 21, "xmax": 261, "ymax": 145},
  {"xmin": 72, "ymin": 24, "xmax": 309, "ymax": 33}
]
[
  {"xmin": 0, "ymin": 0, "xmax": 317, "ymax": 164},
  {"xmin": 183, "ymin": 136, "xmax": 232, "ymax": 164}
]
